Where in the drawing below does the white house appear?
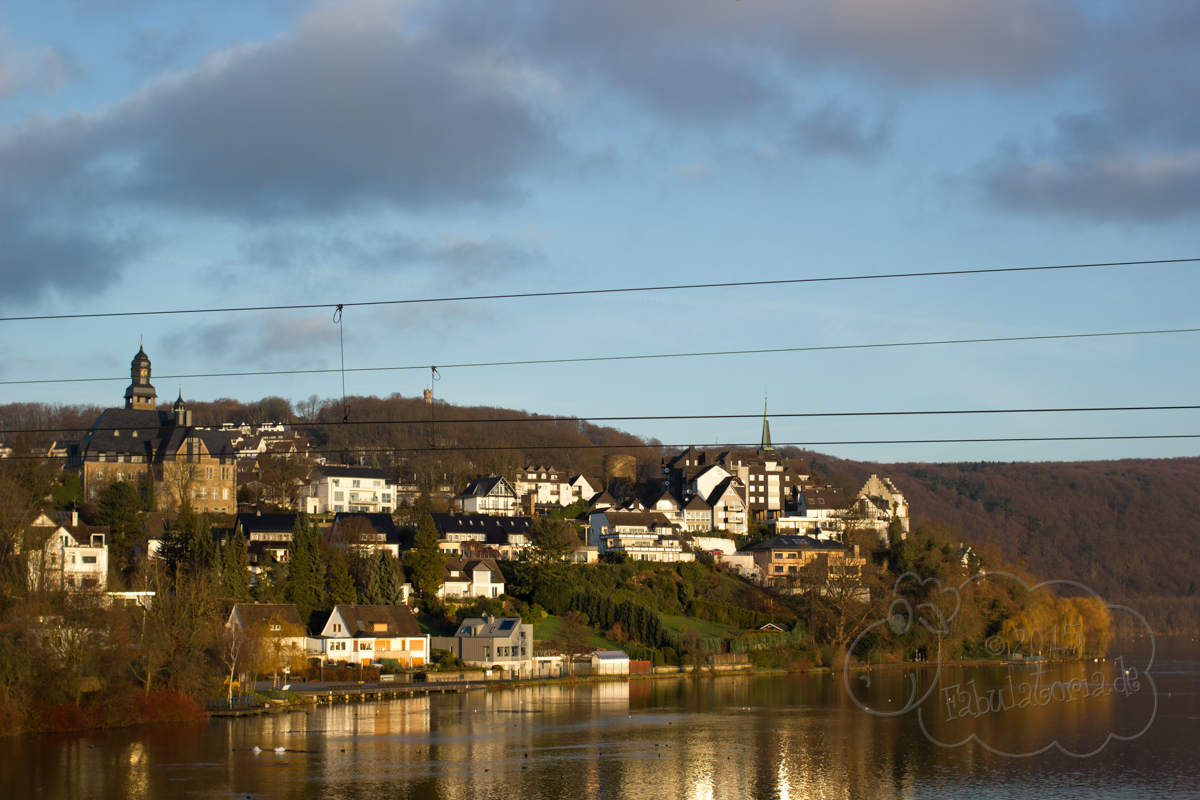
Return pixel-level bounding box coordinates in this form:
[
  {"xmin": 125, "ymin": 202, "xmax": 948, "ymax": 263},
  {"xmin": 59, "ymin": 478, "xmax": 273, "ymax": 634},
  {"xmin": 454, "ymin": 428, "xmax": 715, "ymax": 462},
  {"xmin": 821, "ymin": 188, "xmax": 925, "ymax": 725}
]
[
  {"xmin": 26, "ymin": 512, "xmax": 109, "ymax": 592},
  {"xmin": 226, "ymin": 603, "xmax": 307, "ymax": 652},
  {"xmin": 303, "ymin": 465, "xmax": 399, "ymax": 514},
  {"xmin": 311, "ymin": 604, "xmax": 429, "ymax": 668},
  {"xmin": 438, "ymin": 557, "xmax": 506, "ymax": 599},
  {"xmin": 705, "ymin": 478, "xmax": 749, "ymax": 534},
  {"xmin": 451, "ymin": 476, "xmax": 520, "ymax": 516},
  {"xmin": 588, "ymin": 510, "xmax": 694, "ymax": 563}
]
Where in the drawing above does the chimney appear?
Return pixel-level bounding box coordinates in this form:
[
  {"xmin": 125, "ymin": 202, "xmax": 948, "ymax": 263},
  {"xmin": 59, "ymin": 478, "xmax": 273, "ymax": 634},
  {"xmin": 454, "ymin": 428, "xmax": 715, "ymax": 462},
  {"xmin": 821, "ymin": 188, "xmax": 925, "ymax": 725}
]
[
  {"xmin": 71, "ymin": 510, "xmax": 78, "ymax": 526},
  {"xmin": 185, "ymin": 410, "xmax": 193, "ymax": 427}
]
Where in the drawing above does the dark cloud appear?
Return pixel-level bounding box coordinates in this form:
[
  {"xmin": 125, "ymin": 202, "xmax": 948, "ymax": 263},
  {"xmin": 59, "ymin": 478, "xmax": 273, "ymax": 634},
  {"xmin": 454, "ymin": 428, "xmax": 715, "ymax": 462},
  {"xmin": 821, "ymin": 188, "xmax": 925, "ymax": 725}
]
[
  {"xmin": 0, "ymin": 0, "xmax": 556, "ymax": 300},
  {"xmin": 979, "ymin": 2, "xmax": 1200, "ymax": 221},
  {"xmin": 792, "ymin": 103, "xmax": 889, "ymax": 161}
]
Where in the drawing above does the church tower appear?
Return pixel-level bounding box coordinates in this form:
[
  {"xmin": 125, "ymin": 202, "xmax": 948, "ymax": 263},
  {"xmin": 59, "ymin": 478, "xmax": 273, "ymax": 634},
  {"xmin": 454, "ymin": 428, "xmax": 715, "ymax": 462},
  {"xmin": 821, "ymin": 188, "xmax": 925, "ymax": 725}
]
[
  {"xmin": 760, "ymin": 400, "xmax": 774, "ymax": 452},
  {"xmin": 124, "ymin": 345, "xmax": 158, "ymax": 410}
]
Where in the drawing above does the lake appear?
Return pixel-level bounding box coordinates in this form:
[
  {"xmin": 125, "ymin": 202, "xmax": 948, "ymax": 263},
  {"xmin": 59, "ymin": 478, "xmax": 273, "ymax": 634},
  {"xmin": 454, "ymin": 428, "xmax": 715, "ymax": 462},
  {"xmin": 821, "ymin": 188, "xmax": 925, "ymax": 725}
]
[{"xmin": 5, "ymin": 637, "xmax": 1197, "ymax": 800}]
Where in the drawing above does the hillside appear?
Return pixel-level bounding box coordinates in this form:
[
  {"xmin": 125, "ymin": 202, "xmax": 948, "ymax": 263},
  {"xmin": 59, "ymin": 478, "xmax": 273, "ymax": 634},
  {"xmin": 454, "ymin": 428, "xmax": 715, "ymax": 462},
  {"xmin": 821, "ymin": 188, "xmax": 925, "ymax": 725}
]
[{"xmin": 795, "ymin": 449, "xmax": 1200, "ymax": 607}]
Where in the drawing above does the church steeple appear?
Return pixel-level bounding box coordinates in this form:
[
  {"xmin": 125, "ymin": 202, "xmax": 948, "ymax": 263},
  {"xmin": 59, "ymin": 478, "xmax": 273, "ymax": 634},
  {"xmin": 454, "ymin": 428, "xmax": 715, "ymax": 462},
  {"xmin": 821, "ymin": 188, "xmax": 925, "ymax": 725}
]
[
  {"xmin": 761, "ymin": 399, "xmax": 774, "ymax": 452},
  {"xmin": 124, "ymin": 344, "xmax": 158, "ymax": 409}
]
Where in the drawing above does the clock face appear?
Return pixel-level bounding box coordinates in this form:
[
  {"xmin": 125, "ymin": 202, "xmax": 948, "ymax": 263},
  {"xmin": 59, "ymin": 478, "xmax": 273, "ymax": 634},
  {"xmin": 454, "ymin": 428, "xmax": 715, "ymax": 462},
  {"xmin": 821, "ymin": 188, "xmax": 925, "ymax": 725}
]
[{"xmin": 139, "ymin": 369, "xmax": 147, "ymax": 376}]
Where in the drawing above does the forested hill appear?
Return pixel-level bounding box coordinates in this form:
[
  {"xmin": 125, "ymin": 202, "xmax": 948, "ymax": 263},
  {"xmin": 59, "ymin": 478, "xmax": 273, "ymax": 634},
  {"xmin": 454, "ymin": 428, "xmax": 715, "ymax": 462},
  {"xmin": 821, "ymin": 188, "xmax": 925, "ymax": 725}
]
[
  {"xmin": 5, "ymin": 397, "xmax": 1199, "ymax": 608},
  {"xmin": 797, "ymin": 450, "xmax": 1200, "ymax": 603}
]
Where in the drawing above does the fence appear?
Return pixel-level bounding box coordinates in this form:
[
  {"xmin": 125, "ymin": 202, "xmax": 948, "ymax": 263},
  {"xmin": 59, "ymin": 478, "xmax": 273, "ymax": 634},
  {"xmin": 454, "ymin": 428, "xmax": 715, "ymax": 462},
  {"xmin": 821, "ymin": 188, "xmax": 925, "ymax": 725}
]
[{"xmin": 204, "ymin": 696, "xmax": 259, "ymax": 712}]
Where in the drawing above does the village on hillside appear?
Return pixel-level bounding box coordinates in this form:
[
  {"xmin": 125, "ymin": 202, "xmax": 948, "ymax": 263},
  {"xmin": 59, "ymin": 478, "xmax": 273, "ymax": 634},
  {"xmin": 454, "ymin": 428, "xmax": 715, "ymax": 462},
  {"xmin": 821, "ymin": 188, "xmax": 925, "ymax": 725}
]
[{"xmin": 3, "ymin": 346, "xmax": 955, "ymax": 700}]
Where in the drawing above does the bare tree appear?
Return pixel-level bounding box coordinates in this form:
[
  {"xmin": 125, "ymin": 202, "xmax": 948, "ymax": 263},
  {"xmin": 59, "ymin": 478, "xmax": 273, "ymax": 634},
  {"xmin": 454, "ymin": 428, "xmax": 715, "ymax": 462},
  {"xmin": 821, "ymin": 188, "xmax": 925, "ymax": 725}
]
[{"xmin": 161, "ymin": 460, "xmax": 196, "ymax": 511}]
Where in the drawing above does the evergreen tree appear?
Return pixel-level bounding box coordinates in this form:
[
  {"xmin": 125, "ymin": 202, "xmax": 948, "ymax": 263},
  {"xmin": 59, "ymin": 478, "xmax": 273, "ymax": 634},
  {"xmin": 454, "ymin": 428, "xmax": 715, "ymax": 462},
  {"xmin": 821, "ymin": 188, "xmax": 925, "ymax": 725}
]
[
  {"xmin": 220, "ymin": 531, "xmax": 251, "ymax": 600},
  {"xmin": 159, "ymin": 500, "xmax": 196, "ymax": 576},
  {"xmin": 327, "ymin": 549, "xmax": 357, "ymax": 605},
  {"xmin": 362, "ymin": 552, "xmax": 406, "ymax": 605},
  {"xmin": 187, "ymin": 514, "xmax": 217, "ymax": 572},
  {"xmin": 287, "ymin": 513, "xmax": 324, "ymax": 627},
  {"xmin": 96, "ymin": 480, "xmax": 144, "ymax": 572},
  {"xmin": 405, "ymin": 514, "xmax": 445, "ymax": 598},
  {"xmin": 253, "ymin": 561, "xmax": 288, "ymax": 602}
]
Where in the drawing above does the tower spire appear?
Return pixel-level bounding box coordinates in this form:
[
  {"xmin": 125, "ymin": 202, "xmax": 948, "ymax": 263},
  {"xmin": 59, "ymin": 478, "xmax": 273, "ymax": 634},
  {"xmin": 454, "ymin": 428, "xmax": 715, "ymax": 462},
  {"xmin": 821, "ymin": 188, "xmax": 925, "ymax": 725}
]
[{"xmin": 761, "ymin": 397, "xmax": 774, "ymax": 452}]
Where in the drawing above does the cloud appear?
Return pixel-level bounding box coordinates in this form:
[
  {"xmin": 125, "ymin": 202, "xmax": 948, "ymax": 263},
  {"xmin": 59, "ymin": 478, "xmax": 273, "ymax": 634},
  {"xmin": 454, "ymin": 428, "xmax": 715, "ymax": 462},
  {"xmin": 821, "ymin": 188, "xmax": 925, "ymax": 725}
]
[
  {"xmin": 239, "ymin": 229, "xmax": 544, "ymax": 286},
  {"xmin": 978, "ymin": 2, "xmax": 1200, "ymax": 221},
  {"xmin": 792, "ymin": 102, "xmax": 890, "ymax": 161},
  {"xmin": 0, "ymin": 0, "xmax": 556, "ymax": 301},
  {"xmin": 0, "ymin": 28, "xmax": 83, "ymax": 97}
]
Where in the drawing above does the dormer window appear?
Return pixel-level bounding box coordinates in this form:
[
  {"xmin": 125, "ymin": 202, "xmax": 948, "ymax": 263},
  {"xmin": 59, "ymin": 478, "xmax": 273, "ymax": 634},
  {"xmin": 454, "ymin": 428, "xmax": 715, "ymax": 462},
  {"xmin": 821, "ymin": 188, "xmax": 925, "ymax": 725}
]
[{"xmin": 113, "ymin": 430, "xmax": 120, "ymax": 437}]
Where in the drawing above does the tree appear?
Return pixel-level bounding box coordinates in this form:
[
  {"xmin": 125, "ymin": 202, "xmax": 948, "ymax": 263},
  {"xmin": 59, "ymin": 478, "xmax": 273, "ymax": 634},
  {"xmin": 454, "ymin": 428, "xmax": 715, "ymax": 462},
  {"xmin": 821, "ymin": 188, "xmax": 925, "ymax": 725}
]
[
  {"xmin": 530, "ymin": 517, "xmax": 580, "ymax": 563},
  {"xmin": 220, "ymin": 531, "xmax": 251, "ymax": 600},
  {"xmin": 287, "ymin": 514, "xmax": 324, "ymax": 627},
  {"xmin": 405, "ymin": 514, "xmax": 445, "ymax": 598},
  {"xmin": 363, "ymin": 552, "xmax": 406, "ymax": 605},
  {"xmin": 257, "ymin": 453, "xmax": 308, "ymax": 508},
  {"xmin": 96, "ymin": 480, "xmax": 144, "ymax": 573},
  {"xmin": 556, "ymin": 610, "xmax": 592, "ymax": 673},
  {"xmin": 161, "ymin": 460, "xmax": 196, "ymax": 511},
  {"xmin": 326, "ymin": 548, "xmax": 358, "ymax": 606},
  {"xmin": 216, "ymin": 623, "xmax": 251, "ymax": 700}
]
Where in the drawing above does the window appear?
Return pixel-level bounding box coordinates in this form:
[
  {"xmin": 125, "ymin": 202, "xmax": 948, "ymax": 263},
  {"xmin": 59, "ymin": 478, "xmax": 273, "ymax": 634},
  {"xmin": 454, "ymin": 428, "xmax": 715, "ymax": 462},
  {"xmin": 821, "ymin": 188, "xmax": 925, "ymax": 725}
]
[
  {"xmin": 200, "ymin": 487, "xmax": 208, "ymax": 499},
  {"xmin": 332, "ymin": 479, "xmax": 340, "ymax": 487},
  {"xmin": 334, "ymin": 505, "xmax": 343, "ymax": 512},
  {"xmin": 775, "ymin": 565, "xmax": 783, "ymax": 573},
  {"xmin": 333, "ymin": 623, "xmax": 342, "ymax": 632},
  {"xmin": 353, "ymin": 479, "xmax": 361, "ymax": 488},
  {"xmin": 206, "ymin": 467, "xmax": 213, "ymax": 480},
  {"xmin": 222, "ymin": 488, "xmax": 229, "ymax": 500},
  {"xmin": 270, "ymin": 623, "xmax": 281, "ymax": 631},
  {"xmin": 374, "ymin": 481, "xmax": 381, "ymax": 488},
  {"xmin": 334, "ymin": 491, "xmax": 344, "ymax": 501},
  {"xmin": 116, "ymin": 471, "xmax": 124, "ymax": 481}
]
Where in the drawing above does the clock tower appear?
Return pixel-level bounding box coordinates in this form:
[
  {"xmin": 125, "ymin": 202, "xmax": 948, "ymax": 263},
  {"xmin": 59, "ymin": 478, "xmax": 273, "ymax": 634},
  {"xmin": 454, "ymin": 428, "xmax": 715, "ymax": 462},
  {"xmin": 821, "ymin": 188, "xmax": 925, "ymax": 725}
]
[{"xmin": 124, "ymin": 345, "xmax": 158, "ymax": 409}]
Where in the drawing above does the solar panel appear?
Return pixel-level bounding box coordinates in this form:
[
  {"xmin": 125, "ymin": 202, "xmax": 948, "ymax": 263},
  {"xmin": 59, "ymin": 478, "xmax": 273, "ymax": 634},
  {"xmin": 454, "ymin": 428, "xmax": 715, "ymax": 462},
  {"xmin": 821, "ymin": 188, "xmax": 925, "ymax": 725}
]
[{"xmin": 498, "ymin": 619, "xmax": 516, "ymax": 631}]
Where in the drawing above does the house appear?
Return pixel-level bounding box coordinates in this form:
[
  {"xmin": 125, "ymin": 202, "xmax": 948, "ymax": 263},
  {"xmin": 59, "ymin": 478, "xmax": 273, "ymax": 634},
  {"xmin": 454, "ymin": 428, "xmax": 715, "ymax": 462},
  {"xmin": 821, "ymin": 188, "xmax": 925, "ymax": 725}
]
[
  {"xmin": 330, "ymin": 512, "xmax": 403, "ymax": 557},
  {"xmin": 591, "ymin": 650, "xmax": 631, "ymax": 675},
  {"xmin": 433, "ymin": 615, "xmax": 533, "ymax": 672},
  {"xmin": 451, "ymin": 476, "xmax": 519, "ymax": 516},
  {"xmin": 661, "ymin": 406, "xmax": 810, "ymax": 522},
  {"xmin": 230, "ymin": 513, "xmax": 296, "ymax": 574},
  {"xmin": 741, "ymin": 535, "xmax": 866, "ymax": 587},
  {"xmin": 682, "ymin": 495, "xmax": 713, "ymax": 532},
  {"xmin": 429, "ymin": 513, "xmax": 533, "ymax": 560},
  {"xmin": 513, "ymin": 465, "xmax": 569, "ymax": 507},
  {"xmin": 852, "ymin": 474, "xmax": 910, "ymax": 540},
  {"xmin": 226, "ymin": 603, "xmax": 307, "ymax": 647},
  {"xmin": 25, "ymin": 512, "xmax": 109, "ymax": 592},
  {"xmin": 567, "ymin": 475, "xmax": 597, "ymax": 503},
  {"xmin": 588, "ymin": 510, "xmax": 694, "ymax": 563},
  {"xmin": 438, "ymin": 557, "xmax": 505, "ymax": 599},
  {"xmin": 303, "ymin": 465, "xmax": 398, "ymax": 514},
  {"xmin": 311, "ymin": 604, "xmax": 428, "ymax": 667},
  {"xmin": 66, "ymin": 347, "xmax": 237, "ymax": 513}
]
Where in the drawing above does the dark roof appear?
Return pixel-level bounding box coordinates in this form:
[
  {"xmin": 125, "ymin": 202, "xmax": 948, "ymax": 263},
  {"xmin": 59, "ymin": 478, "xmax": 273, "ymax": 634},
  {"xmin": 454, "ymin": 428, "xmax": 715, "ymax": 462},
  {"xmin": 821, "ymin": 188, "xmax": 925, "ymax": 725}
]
[
  {"xmin": 236, "ymin": 513, "xmax": 298, "ymax": 534},
  {"xmin": 332, "ymin": 513, "xmax": 401, "ymax": 544},
  {"xmin": 705, "ymin": 477, "xmax": 746, "ymax": 506},
  {"xmin": 457, "ymin": 476, "xmax": 514, "ymax": 498},
  {"xmin": 595, "ymin": 510, "xmax": 677, "ymax": 529},
  {"xmin": 331, "ymin": 604, "xmax": 420, "ymax": 637},
  {"xmin": 683, "ymin": 496, "xmax": 711, "ymax": 511},
  {"xmin": 230, "ymin": 603, "xmax": 303, "ymax": 630},
  {"xmin": 650, "ymin": 490, "xmax": 681, "ymax": 508},
  {"xmin": 743, "ymin": 535, "xmax": 848, "ymax": 552},
  {"xmin": 313, "ymin": 465, "xmax": 389, "ymax": 481},
  {"xmin": 803, "ymin": 486, "xmax": 846, "ymax": 507},
  {"xmin": 454, "ymin": 616, "xmax": 524, "ymax": 638},
  {"xmin": 79, "ymin": 408, "xmax": 237, "ymax": 460},
  {"xmin": 430, "ymin": 513, "xmax": 533, "ymax": 540},
  {"xmin": 443, "ymin": 557, "xmax": 504, "ymax": 583}
]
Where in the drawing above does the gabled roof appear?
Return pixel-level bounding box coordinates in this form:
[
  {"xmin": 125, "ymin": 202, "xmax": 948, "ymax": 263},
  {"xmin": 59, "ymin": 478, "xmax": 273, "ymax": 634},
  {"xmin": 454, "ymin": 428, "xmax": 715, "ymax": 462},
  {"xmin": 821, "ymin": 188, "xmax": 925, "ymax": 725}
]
[
  {"xmin": 443, "ymin": 556, "xmax": 504, "ymax": 583},
  {"xmin": 430, "ymin": 513, "xmax": 533, "ymax": 540},
  {"xmin": 78, "ymin": 408, "xmax": 238, "ymax": 460},
  {"xmin": 597, "ymin": 510, "xmax": 678, "ymax": 530},
  {"xmin": 229, "ymin": 603, "xmax": 303, "ymax": 630},
  {"xmin": 593, "ymin": 650, "xmax": 629, "ymax": 660},
  {"xmin": 328, "ymin": 604, "xmax": 420, "ymax": 638},
  {"xmin": 651, "ymin": 490, "xmax": 681, "ymax": 509},
  {"xmin": 705, "ymin": 477, "xmax": 746, "ymax": 506},
  {"xmin": 683, "ymin": 495, "xmax": 711, "ymax": 511},
  {"xmin": 457, "ymin": 475, "xmax": 515, "ymax": 498}
]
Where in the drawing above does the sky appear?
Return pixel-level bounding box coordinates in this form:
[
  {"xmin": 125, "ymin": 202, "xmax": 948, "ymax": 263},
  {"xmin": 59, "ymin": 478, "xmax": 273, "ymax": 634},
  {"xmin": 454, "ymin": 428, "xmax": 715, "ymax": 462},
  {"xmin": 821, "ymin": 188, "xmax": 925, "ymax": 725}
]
[{"xmin": 2, "ymin": 0, "xmax": 1199, "ymax": 464}]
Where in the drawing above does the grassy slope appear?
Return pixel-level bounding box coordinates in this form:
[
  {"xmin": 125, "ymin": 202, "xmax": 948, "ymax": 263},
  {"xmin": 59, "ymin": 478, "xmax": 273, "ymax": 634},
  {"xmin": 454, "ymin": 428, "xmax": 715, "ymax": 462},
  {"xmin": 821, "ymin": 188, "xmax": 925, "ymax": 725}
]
[
  {"xmin": 534, "ymin": 615, "xmax": 626, "ymax": 650},
  {"xmin": 659, "ymin": 615, "xmax": 741, "ymax": 640}
]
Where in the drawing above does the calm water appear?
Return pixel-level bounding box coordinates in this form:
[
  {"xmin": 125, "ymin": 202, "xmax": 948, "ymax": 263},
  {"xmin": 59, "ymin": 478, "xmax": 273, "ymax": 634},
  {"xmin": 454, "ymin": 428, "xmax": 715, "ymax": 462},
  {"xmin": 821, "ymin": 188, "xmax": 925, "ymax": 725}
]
[{"xmin": 5, "ymin": 637, "xmax": 1198, "ymax": 800}]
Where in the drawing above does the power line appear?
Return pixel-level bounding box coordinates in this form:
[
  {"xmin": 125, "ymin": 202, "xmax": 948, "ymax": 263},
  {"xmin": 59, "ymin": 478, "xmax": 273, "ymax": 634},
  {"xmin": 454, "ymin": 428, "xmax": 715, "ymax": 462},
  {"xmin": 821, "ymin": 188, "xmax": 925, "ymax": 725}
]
[
  {"xmin": 4, "ymin": 403, "xmax": 1200, "ymax": 437},
  {"xmin": 4, "ymin": 325, "xmax": 1199, "ymax": 387},
  {"xmin": 2, "ymin": 257, "xmax": 1195, "ymax": 323},
  {"xmin": 8, "ymin": 434, "xmax": 1200, "ymax": 460}
]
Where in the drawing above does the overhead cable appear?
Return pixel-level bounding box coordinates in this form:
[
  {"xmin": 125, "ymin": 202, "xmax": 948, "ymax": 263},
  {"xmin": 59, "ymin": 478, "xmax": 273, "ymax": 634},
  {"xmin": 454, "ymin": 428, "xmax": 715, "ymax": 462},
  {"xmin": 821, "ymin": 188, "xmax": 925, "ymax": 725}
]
[
  {"xmin": 3, "ymin": 325, "xmax": 1199, "ymax": 387},
  {"xmin": 1, "ymin": 257, "xmax": 1195, "ymax": 322}
]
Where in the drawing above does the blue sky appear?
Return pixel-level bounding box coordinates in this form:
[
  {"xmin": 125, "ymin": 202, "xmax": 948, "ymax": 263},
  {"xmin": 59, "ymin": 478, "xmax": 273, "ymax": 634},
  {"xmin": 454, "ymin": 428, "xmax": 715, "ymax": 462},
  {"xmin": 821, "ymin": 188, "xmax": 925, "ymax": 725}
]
[{"xmin": 2, "ymin": 0, "xmax": 1199, "ymax": 463}]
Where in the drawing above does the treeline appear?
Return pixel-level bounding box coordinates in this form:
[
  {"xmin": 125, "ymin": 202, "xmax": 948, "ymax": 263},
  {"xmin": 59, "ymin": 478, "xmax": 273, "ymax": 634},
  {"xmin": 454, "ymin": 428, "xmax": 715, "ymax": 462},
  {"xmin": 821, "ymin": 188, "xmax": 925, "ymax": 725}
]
[{"xmin": 792, "ymin": 450, "xmax": 1200, "ymax": 628}]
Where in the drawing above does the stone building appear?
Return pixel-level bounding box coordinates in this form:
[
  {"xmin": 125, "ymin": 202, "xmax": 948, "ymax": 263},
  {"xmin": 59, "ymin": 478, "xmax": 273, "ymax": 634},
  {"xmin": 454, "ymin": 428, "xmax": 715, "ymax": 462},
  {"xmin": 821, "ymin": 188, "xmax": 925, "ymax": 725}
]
[{"xmin": 68, "ymin": 346, "xmax": 237, "ymax": 513}]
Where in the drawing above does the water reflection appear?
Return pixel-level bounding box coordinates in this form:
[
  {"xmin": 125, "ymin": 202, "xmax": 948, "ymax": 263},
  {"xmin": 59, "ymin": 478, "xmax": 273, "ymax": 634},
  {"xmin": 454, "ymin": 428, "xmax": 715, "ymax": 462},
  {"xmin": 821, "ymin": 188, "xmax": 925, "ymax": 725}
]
[{"xmin": 3, "ymin": 638, "xmax": 1197, "ymax": 800}]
